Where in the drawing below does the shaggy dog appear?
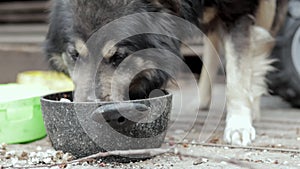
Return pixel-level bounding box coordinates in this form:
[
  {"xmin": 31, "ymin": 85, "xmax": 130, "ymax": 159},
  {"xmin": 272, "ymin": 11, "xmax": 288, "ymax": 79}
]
[{"xmin": 44, "ymin": 0, "xmax": 284, "ymax": 146}]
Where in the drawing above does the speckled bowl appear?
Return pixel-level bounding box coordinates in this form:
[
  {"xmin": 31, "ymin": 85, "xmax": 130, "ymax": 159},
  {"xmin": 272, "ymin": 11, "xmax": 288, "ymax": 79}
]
[{"xmin": 40, "ymin": 91, "xmax": 172, "ymax": 162}]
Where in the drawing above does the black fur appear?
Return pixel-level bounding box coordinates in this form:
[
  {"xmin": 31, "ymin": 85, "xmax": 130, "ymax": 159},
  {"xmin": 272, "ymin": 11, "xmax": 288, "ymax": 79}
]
[
  {"xmin": 199, "ymin": 0, "xmax": 258, "ymax": 32},
  {"xmin": 44, "ymin": 0, "xmax": 259, "ymax": 101}
]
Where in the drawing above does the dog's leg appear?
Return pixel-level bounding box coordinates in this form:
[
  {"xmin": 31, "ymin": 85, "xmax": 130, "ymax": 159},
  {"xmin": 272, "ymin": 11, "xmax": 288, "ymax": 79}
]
[
  {"xmin": 223, "ymin": 18, "xmax": 274, "ymax": 145},
  {"xmin": 198, "ymin": 31, "xmax": 220, "ymax": 109},
  {"xmin": 250, "ymin": 26, "xmax": 275, "ymax": 121},
  {"xmin": 223, "ymin": 31, "xmax": 255, "ymax": 146},
  {"xmin": 251, "ymin": 0, "xmax": 276, "ymax": 121},
  {"xmin": 256, "ymin": 0, "xmax": 276, "ymax": 32}
]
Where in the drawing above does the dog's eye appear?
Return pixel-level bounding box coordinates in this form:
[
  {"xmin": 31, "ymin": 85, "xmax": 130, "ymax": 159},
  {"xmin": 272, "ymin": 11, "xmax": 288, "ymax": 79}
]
[
  {"xmin": 111, "ymin": 54, "xmax": 126, "ymax": 67},
  {"xmin": 104, "ymin": 46, "xmax": 129, "ymax": 67},
  {"xmin": 112, "ymin": 56, "xmax": 124, "ymax": 67},
  {"xmin": 67, "ymin": 46, "xmax": 80, "ymax": 61}
]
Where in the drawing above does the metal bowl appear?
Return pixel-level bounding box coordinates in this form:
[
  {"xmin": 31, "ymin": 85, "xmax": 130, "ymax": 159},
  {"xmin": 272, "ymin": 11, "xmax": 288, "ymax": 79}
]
[{"xmin": 40, "ymin": 91, "xmax": 172, "ymax": 161}]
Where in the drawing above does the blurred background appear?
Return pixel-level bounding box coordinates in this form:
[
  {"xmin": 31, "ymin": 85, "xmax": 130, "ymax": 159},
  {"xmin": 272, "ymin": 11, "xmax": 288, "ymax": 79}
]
[
  {"xmin": 0, "ymin": 0, "xmax": 206, "ymax": 84},
  {"xmin": 0, "ymin": 0, "xmax": 50, "ymax": 83}
]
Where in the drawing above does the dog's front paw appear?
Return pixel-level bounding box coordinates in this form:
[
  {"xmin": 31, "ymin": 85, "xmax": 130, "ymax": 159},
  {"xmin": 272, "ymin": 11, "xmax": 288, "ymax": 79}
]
[{"xmin": 224, "ymin": 116, "xmax": 256, "ymax": 146}]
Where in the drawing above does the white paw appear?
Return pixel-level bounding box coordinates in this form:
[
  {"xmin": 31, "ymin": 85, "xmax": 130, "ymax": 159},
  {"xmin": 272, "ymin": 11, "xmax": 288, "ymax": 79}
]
[{"xmin": 224, "ymin": 116, "xmax": 256, "ymax": 146}]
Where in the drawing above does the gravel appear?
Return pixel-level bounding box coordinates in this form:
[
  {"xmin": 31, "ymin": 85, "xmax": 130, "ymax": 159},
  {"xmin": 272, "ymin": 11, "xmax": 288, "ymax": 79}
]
[
  {"xmin": 0, "ymin": 143, "xmax": 73, "ymax": 168},
  {"xmin": 2, "ymin": 140, "xmax": 300, "ymax": 169}
]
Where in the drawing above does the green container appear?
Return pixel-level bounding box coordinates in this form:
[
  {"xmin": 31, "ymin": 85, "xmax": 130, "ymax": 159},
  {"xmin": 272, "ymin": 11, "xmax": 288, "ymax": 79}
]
[{"xmin": 0, "ymin": 84, "xmax": 52, "ymax": 144}]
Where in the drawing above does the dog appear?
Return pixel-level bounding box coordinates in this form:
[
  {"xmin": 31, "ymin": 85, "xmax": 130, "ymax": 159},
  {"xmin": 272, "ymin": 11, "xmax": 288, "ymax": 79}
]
[
  {"xmin": 44, "ymin": 0, "xmax": 286, "ymax": 146},
  {"xmin": 197, "ymin": 0, "xmax": 288, "ymax": 145}
]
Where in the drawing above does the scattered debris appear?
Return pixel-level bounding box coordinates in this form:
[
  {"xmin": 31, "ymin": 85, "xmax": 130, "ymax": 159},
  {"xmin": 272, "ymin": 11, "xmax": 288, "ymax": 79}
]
[
  {"xmin": 182, "ymin": 143, "xmax": 189, "ymax": 148},
  {"xmin": 209, "ymin": 137, "xmax": 220, "ymax": 144},
  {"xmin": 0, "ymin": 144, "xmax": 6, "ymax": 157},
  {"xmin": 36, "ymin": 146, "xmax": 42, "ymax": 151},
  {"xmin": 0, "ymin": 144, "xmax": 7, "ymax": 150},
  {"xmin": 283, "ymin": 161, "xmax": 289, "ymax": 165},
  {"xmin": 220, "ymin": 161, "xmax": 228, "ymax": 165},
  {"xmin": 266, "ymin": 158, "xmax": 275, "ymax": 164},
  {"xmin": 193, "ymin": 158, "xmax": 209, "ymax": 165},
  {"xmin": 58, "ymin": 163, "xmax": 67, "ymax": 169},
  {"xmin": 254, "ymin": 160, "xmax": 264, "ymax": 163},
  {"xmin": 291, "ymin": 154, "xmax": 298, "ymax": 158},
  {"xmin": 0, "ymin": 148, "xmax": 74, "ymax": 168},
  {"xmin": 99, "ymin": 162, "xmax": 106, "ymax": 167}
]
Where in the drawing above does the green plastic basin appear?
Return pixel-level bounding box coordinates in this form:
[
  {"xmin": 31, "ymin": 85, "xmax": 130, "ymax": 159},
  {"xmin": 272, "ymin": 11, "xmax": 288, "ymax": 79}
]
[{"xmin": 0, "ymin": 84, "xmax": 52, "ymax": 144}]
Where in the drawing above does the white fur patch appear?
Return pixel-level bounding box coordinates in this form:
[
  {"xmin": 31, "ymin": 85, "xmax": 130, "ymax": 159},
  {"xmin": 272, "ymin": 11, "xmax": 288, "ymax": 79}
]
[
  {"xmin": 75, "ymin": 39, "xmax": 89, "ymax": 58},
  {"xmin": 102, "ymin": 40, "xmax": 117, "ymax": 59},
  {"xmin": 223, "ymin": 26, "xmax": 274, "ymax": 146}
]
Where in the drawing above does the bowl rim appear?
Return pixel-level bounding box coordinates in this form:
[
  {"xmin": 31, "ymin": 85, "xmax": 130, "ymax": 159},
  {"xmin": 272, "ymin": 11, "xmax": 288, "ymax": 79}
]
[{"xmin": 40, "ymin": 91, "xmax": 172, "ymax": 104}]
